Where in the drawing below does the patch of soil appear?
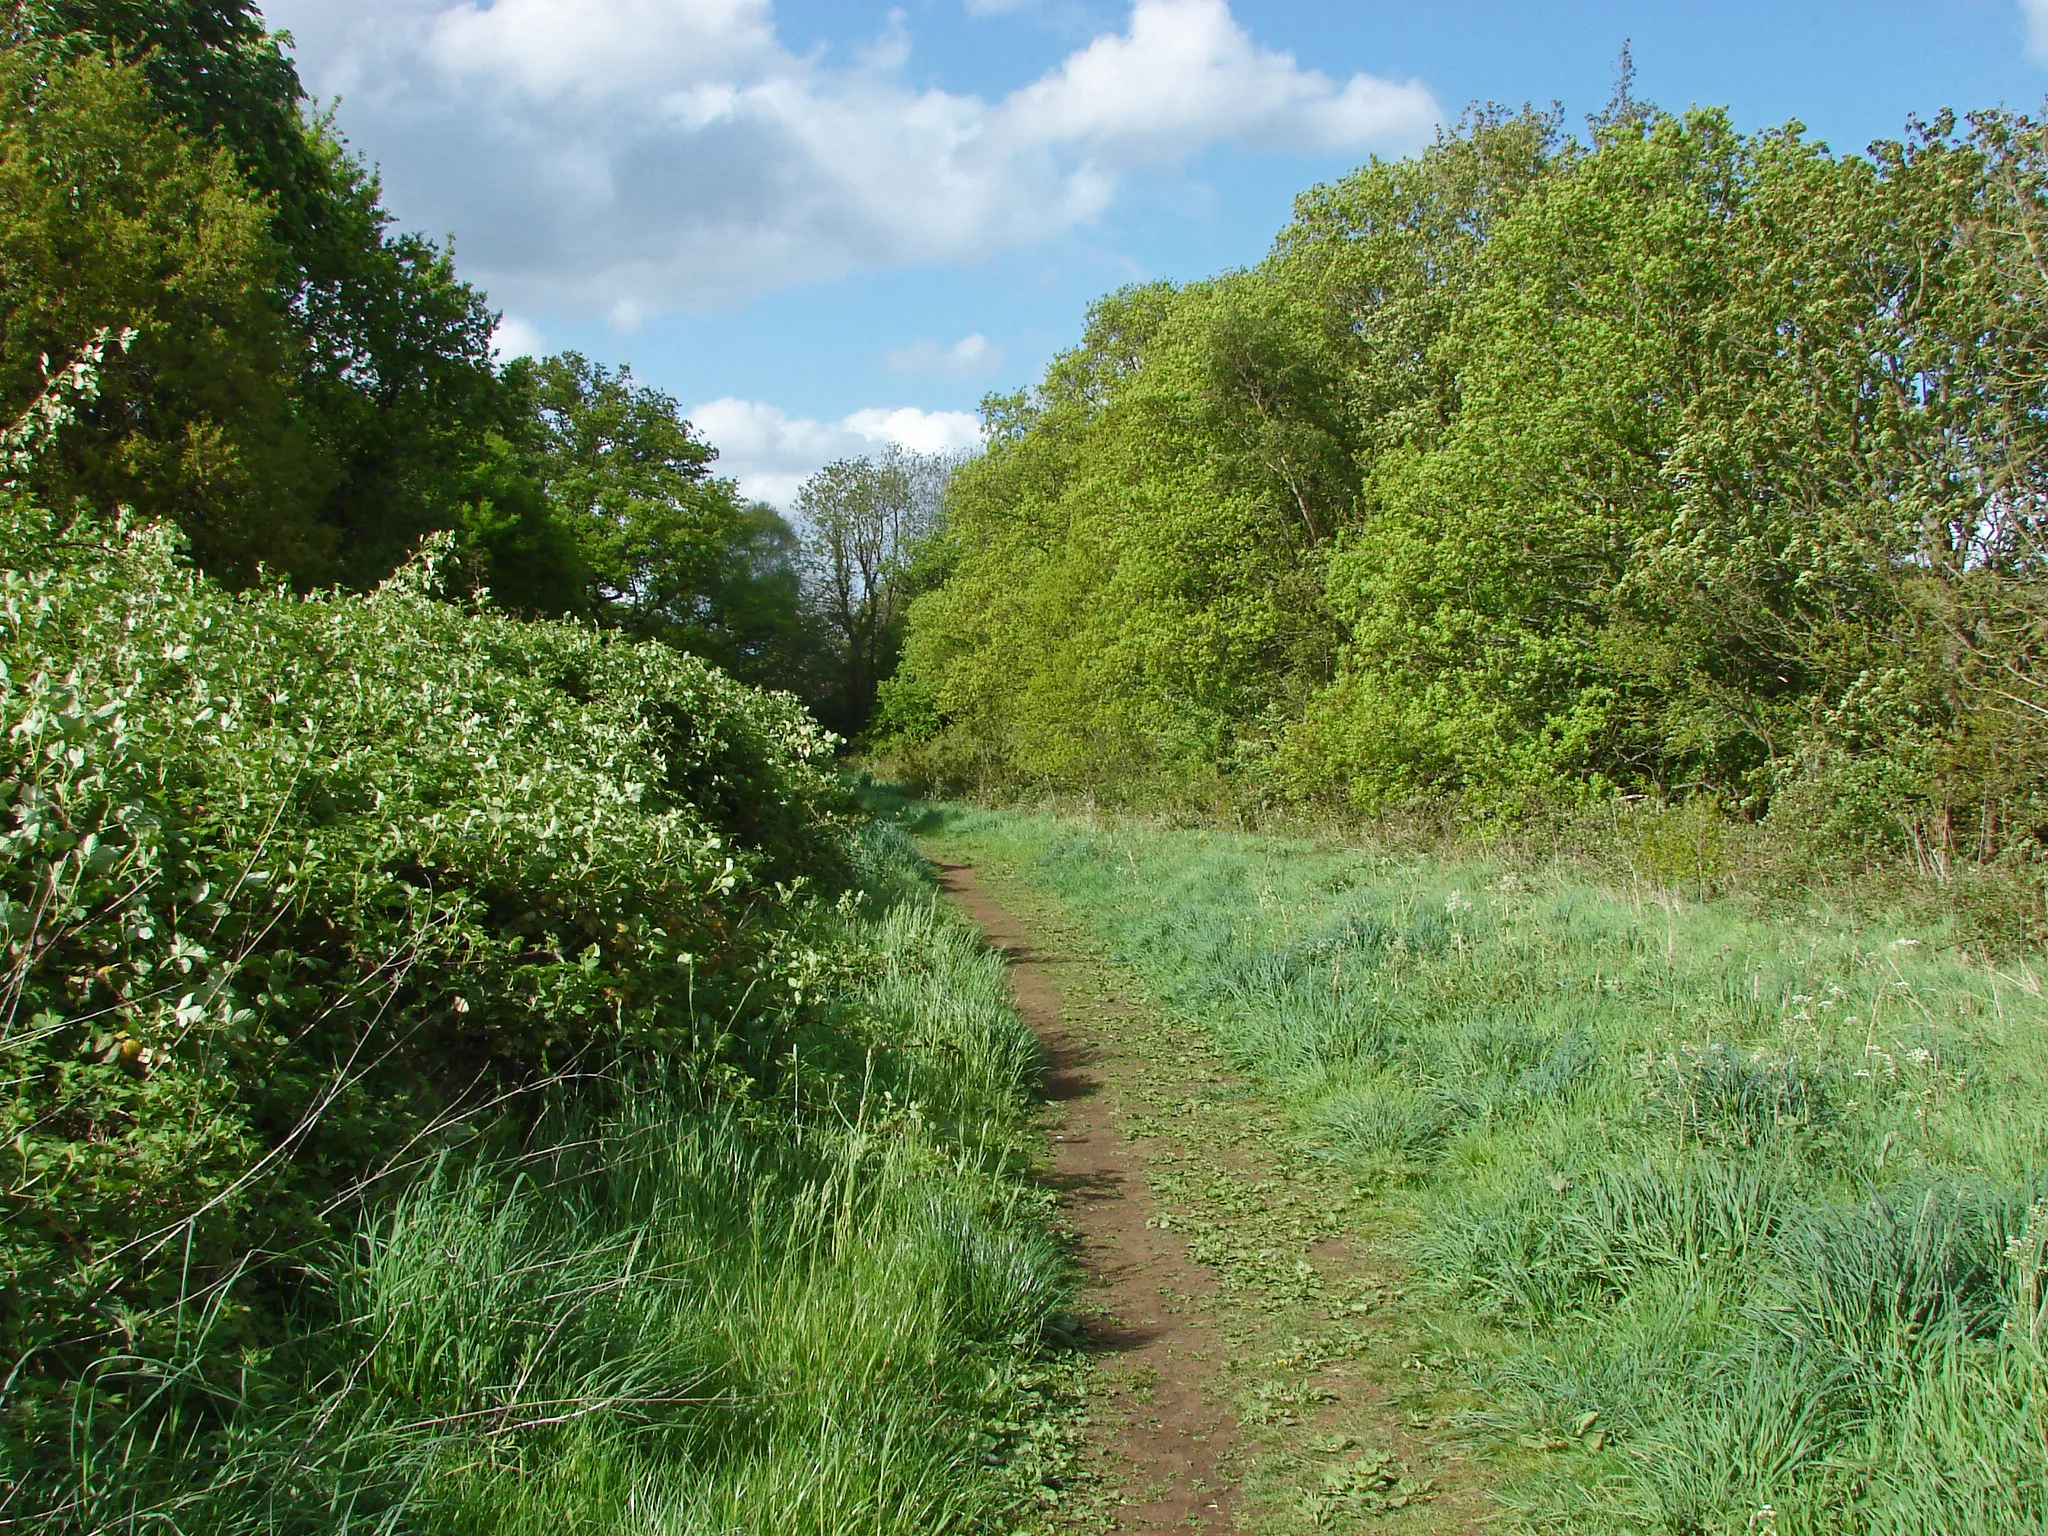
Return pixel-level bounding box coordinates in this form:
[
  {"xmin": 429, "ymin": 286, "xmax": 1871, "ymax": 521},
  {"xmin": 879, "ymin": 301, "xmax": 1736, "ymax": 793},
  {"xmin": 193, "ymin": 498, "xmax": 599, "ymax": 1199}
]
[{"xmin": 936, "ymin": 861, "xmax": 1241, "ymax": 1533}]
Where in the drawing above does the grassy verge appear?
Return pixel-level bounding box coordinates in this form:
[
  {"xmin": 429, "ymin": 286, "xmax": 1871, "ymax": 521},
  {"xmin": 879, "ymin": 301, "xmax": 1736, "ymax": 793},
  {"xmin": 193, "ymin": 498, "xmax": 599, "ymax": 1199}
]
[
  {"xmin": 898, "ymin": 797, "xmax": 2048, "ymax": 1536},
  {"xmin": 23, "ymin": 825, "xmax": 1079, "ymax": 1535},
  {"xmin": 916, "ymin": 856, "xmax": 1493, "ymax": 1536}
]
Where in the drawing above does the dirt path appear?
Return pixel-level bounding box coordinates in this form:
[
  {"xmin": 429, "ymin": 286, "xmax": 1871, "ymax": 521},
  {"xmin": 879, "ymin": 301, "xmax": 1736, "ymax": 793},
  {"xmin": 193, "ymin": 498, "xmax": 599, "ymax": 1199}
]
[
  {"xmin": 936, "ymin": 860, "xmax": 1241, "ymax": 1532},
  {"xmin": 934, "ymin": 857, "xmax": 1495, "ymax": 1536}
]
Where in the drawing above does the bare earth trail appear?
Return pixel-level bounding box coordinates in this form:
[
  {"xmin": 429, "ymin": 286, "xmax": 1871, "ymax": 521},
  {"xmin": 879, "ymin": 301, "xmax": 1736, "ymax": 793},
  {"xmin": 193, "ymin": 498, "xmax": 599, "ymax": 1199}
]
[
  {"xmin": 936, "ymin": 859, "xmax": 1241, "ymax": 1532},
  {"xmin": 932, "ymin": 855, "xmax": 1498, "ymax": 1536}
]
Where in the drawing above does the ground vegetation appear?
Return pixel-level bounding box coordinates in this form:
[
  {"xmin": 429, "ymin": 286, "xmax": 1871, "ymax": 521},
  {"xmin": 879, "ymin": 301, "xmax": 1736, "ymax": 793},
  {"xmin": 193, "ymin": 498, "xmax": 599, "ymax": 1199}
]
[{"xmin": 920, "ymin": 800, "xmax": 2048, "ymax": 1536}]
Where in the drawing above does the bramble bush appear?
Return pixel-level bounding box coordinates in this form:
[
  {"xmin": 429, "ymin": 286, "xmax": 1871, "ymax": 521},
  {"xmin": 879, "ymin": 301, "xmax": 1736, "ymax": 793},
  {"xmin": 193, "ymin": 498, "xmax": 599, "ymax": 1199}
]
[{"xmin": 0, "ymin": 496, "xmax": 850, "ymax": 1467}]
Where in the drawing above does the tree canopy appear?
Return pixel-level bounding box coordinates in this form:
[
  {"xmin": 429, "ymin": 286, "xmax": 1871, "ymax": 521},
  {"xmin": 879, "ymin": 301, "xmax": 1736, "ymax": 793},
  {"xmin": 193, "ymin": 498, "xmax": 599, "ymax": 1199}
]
[
  {"xmin": 0, "ymin": 4, "xmax": 844, "ymax": 705},
  {"xmin": 889, "ymin": 103, "xmax": 2048, "ymax": 865},
  {"xmin": 796, "ymin": 445, "xmax": 957, "ymax": 737}
]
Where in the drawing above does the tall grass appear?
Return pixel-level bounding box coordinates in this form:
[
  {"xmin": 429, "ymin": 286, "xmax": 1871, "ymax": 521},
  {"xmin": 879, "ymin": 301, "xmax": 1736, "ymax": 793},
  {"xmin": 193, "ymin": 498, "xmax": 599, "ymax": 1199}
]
[
  {"xmin": 14, "ymin": 826, "xmax": 1067, "ymax": 1536},
  {"xmin": 913, "ymin": 802, "xmax": 2048, "ymax": 1535}
]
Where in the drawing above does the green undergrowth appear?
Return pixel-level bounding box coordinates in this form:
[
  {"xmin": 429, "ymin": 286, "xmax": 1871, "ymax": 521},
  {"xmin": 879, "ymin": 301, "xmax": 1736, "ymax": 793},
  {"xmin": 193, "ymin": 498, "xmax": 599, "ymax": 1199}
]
[
  {"xmin": 3, "ymin": 507, "xmax": 1075, "ymax": 1532},
  {"xmin": 901, "ymin": 797, "xmax": 2048, "ymax": 1536},
  {"xmin": 14, "ymin": 820, "xmax": 1077, "ymax": 1534}
]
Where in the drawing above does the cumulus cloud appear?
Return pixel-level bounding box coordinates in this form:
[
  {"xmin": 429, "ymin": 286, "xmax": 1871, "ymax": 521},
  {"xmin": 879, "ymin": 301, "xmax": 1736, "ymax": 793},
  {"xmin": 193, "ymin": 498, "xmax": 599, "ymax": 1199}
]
[
  {"xmin": 490, "ymin": 314, "xmax": 548, "ymax": 361},
  {"xmin": 428, "ymin": 0, "xmax": 781, "ymax": 101},
  {"xmin": 883, "ymin": 331, "xmax": 1006, "ymax": 378},
  {"xmin": 998, "ymin": 0, "xmax": 1430, "ymax": 157},
  {"xmin": 689, "ymin": 397, "xmax": 983, "ymax": 505},
  {"xmin": 266, "ymin": 0, "xmax": 1437, "ymax": 318},
  {"xmin": 2026, "ymin": 0, "xmax": 2048, "ymax": 61}
]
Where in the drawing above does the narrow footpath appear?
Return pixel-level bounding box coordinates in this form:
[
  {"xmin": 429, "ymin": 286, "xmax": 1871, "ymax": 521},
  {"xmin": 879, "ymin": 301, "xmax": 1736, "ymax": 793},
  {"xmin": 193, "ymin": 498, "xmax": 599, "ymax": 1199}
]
[
  {"xmin": 932, "ymin": 856, "xmax": 1495, "ymax": 1536},
  {"xmin": 937, "ymin": 859, "xmax": 1242, "ymax": 1532}
]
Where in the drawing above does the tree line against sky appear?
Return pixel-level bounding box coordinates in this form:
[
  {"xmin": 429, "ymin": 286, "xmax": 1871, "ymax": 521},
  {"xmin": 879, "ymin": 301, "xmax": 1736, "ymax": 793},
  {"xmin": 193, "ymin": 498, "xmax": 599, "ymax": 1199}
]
[
  {"xmin": 882, "ymin": 86, "xmax": 2048, "ymax": 892},
  {"xmin": 19, "ymin": 0, "xmax": 2048, "ymax": 891},
  {"xmin": 1, "ymin": 0, "xmax": 952, "ymax": 742}
]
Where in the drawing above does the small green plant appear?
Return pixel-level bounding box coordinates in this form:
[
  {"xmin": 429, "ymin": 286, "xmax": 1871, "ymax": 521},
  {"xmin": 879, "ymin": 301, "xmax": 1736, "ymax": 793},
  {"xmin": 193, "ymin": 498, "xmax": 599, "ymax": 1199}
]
[
  {"xmin": 1631, "ymin": 797, "xmax": 1734, "ymax": 899},
  {"xmin": 1303, "ymin": 1082, "xmax": 1459, "ymax": 1174},
  {"xmin": 1643, "ymin": 1040, "xmax": 1840, "ymax": 1149}
]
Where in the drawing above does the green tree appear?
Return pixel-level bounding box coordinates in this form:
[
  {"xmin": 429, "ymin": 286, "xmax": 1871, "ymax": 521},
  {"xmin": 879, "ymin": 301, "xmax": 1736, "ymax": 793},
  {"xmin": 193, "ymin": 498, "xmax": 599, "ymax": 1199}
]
[
  {"xmin": 1298, "ymin": 107, "xmax": 1743, "ymax": 806},
  {"xmin": 7, "ymin": 0, "xmax": 538, "ymax": 594},
  {"xmin": 7, "ymin": 0, "xmax": 328, "ymax": 248},
  {"xmin": 520, "ymin": 352, "xmax": 746, "ymax": 631},
  {"xmin": 693, "ymin": 499, "xmax": 828, "ymax": 693},
  {"xmin": 1631, "ymin": 110, "xmax": 2048, "ymax": 852},
  {"xmin": 0, "ymin": 48, "xmax": 330, "ymax": 578},
  {"xmin": 895, "ymin": 95, "xmax": 2048, "ymax": 855},
  {"xmin": 890, "ymin": 110, "xmax": 1557, "ymax": 799},
  {"xmin": 798, "ymin": 446, "xmax": 959, "ymax": 737}
]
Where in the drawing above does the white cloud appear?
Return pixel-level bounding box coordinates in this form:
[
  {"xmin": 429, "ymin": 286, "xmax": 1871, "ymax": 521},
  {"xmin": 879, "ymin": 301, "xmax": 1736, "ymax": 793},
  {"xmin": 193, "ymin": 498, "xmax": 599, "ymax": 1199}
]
[
  {"xmin": 267, "ymin": 0, "xmax": 1437, "ymax": 318},
  {"xmin": 842, "ymin": 405, "xmax": 985, "ymax": 453},
  {"xmin": 883, "ymin": 331, "xmax": 1005, "ymax": 378},
  {"xmin": 690, "ymin": 397, "xmax": 982, "ymax": 505},
  {"xmin": 2026, "ymin": 0, "xmax": 2048, "ymax": 62},
  {"xmin": 490, "ymin": 314, "xmax": 548, "ymax": 361},
  {"xmin": 998, "ymin": 0, "xmax": 1430, "ymax": 158},
  {"xmin": 428, "ymin": 0, "xmax": 781, "ymax": 100}
]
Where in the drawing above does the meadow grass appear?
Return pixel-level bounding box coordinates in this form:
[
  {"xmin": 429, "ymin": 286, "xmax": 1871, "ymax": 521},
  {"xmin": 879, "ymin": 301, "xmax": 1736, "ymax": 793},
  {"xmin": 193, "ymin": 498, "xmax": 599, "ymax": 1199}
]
[
  {"xmin": 906, "ymin": 800, "xmax": 2048, "ymax": 1536},
  {"xmin": 24, "ymin": 825, "xmax": 1072, "ymax": 1536}
]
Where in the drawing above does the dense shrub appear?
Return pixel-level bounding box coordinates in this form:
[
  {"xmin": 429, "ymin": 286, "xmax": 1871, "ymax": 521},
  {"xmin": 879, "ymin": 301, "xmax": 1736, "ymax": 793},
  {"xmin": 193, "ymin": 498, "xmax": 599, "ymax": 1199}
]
[
  {"xmin": 10, "ymin": 820, "xmax": 1065, "ymax": 1534},
  {"xmin": 0, "ymin": 502, "xmax": 847, "ymax": 1448}
]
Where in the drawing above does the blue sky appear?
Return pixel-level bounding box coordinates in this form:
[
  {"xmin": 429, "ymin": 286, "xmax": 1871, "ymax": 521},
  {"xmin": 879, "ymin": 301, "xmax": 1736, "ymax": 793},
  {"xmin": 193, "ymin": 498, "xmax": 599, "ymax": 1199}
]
[{"xmin": 266, "ymin": 0, "xmax": 2048, "ymax": 503}]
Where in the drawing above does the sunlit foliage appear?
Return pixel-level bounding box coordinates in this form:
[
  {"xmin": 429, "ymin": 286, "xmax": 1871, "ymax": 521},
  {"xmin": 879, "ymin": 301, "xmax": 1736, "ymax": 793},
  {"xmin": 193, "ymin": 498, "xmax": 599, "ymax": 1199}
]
[{"xmin": 892, "ymin": 103, "xmax": 2048, "ymax": 881}]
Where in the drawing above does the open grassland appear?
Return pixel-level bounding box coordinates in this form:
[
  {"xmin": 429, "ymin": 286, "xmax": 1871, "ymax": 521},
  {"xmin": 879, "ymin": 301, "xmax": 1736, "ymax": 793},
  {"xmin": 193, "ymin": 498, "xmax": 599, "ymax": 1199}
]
[{"xmin": 907, "ymin": 799, "xmax": 2048, "ymax": 1536}]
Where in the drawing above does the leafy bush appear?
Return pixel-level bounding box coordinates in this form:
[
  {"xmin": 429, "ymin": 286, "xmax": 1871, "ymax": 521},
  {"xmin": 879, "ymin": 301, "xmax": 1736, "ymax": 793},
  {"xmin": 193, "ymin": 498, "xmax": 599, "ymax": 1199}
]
[
  {"xmin": 1, "ymin": 504, "xmax": 847, "ymax": 1457},
  {"xmin": 19, "ymin": 837, "xmax": 1067, "ymax": 1534},
  {"xmin": 0, "ymin": 514, "xmax": 1086, "ymax": 1530}
]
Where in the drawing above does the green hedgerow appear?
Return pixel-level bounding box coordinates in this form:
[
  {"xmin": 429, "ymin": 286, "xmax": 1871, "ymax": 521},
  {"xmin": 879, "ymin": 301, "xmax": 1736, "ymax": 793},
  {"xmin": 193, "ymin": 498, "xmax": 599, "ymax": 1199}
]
[{"xmin": 0, "ymin": 504, "xmax": 846, "ymax": 1427}]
